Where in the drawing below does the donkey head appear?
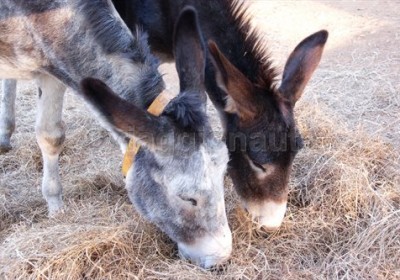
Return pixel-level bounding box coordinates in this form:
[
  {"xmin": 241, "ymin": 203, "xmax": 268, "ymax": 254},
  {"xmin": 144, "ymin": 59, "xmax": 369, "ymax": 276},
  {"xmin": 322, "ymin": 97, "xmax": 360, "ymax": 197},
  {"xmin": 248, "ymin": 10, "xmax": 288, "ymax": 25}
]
[
  {"xmin": 209, "ymin": 31, "xmax": 328, "ymax": 231},
  {"xmin": 80, "ymin": 7, "xmax": 231, "ymax": 268}
]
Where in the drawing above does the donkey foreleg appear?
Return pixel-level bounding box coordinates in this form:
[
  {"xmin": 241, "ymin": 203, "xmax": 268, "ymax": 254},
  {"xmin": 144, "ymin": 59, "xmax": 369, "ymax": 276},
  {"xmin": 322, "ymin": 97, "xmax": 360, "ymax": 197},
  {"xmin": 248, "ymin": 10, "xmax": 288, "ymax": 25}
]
[
  {"xmin": 0, "ymin": 79, "xmax": 17, "ymax": 153},
  {"xmin": 35, "ymin": 75, "xmax": 66, "ymax": 216}
]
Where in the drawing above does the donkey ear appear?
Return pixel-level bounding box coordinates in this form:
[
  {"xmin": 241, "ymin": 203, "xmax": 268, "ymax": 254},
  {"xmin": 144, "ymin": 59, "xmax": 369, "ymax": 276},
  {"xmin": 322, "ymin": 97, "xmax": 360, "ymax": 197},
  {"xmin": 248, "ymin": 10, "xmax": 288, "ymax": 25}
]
[
  {"xmin": 208, "ymin": 40, "xmax": 257, "ymax": 121},
  {"xmin": 279, "ymin": 30, "xmax": 328, "ymax": 105},
  {"xmin": 173, "ymin": 7, "xmax": 206, "ymax": 96},
  {"xmin": 80, "ymin": 78, "xmax": 174, "ymax": 148}
]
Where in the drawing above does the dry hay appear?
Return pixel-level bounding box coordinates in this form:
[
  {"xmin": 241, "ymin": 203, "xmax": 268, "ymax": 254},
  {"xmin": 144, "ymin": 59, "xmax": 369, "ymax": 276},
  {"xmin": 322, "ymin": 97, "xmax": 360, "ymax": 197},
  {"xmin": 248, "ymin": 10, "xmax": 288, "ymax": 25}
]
[
  {"xmin": 0, "ymin": 77, "xmax": 399, "ymax": 280},
  {"xmin": 2, "ymin": 1, "xmax": 400, "ymax": 278}
]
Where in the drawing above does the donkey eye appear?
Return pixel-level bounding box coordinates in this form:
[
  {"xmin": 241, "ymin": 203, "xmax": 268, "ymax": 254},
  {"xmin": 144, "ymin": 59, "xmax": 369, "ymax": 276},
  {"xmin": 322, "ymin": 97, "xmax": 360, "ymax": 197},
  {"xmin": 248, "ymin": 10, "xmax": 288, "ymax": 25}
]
[
  {"xmin": 251, "ymin": 160, "xmax": 266, "ymax": 172},
  {"xmin": 179, "ymin": 196, "xmax": 198, "ymax": 206}
]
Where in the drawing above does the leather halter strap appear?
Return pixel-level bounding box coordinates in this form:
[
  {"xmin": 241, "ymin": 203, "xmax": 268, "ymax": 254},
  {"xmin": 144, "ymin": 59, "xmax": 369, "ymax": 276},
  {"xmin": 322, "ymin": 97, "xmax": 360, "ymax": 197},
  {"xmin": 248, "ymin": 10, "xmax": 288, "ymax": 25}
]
[{"xmin": 121, "ymin": 89, "xmax": 176, "ymax": 176}]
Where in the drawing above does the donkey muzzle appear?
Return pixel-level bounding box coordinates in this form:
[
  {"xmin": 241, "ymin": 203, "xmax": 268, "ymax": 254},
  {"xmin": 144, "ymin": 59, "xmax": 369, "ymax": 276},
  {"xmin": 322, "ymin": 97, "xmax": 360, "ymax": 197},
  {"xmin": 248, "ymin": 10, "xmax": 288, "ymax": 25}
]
[{"xmin": 177, "ymin": 225, "xmax": 232, "ymax": 269}]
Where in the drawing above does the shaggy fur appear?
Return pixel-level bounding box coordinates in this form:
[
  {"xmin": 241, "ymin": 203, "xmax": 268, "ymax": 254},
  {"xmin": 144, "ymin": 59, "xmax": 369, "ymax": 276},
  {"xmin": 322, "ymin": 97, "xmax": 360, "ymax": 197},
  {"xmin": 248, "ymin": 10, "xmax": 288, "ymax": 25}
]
[
  {"xmin": 0, "ymin": 1, "xmax": 230, "ymax": 268},
  {"xmin": 78, "ymin": 8, "xmax": 231, "ymax": 268},
  {"xmin": 114, "ymin": 0, "xmax": 328, "ymax": 228}
]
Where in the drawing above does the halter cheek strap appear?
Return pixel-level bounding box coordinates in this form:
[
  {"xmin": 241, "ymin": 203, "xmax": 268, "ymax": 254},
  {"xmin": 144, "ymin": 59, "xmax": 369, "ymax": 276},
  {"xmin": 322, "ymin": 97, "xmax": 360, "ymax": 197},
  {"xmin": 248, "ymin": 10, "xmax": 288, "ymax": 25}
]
[{"xmin": 121, "ymin": 89, "xmax": 176, "ymax": 176}]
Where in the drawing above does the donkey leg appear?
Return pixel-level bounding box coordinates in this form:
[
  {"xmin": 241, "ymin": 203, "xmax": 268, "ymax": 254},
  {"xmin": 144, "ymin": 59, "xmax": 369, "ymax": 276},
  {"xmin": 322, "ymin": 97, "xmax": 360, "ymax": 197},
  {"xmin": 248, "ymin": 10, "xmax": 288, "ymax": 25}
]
[
  {"xmin": 0, "ymin": 79, "xmax": 17, "ymax": 153},
  {"xmin": 35, "ymin": 75, "xmax": 66, "ymax": 216}
]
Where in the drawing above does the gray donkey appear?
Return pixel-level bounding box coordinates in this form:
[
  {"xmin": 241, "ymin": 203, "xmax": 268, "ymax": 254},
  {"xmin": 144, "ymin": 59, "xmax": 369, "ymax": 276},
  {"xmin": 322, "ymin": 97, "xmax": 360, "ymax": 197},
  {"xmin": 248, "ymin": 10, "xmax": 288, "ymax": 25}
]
[{"xmin": 0, "ymin": 1, "xmax": 231, "ymax": 268}]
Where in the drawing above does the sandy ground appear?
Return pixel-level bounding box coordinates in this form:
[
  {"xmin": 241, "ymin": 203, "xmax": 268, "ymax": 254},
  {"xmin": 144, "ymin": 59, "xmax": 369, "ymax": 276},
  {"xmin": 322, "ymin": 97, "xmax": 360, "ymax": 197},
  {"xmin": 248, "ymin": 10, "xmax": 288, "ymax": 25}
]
[
  {"xmin": 0, "ymin": 1, "xmax": 399, "ymax": 279},
  {"xmin": 249, "ymin": 0, "xmax": 400, "ymax": 144}
]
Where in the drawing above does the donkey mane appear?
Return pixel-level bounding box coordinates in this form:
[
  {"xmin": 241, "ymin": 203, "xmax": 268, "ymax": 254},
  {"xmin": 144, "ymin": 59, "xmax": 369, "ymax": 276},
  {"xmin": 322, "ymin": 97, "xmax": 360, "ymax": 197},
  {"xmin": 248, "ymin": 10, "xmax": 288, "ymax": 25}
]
[
  {"xmin": 220, "ymin": 0, "xmax": 278, "ymax": 93},
  {"xmin": 79, "ymin": 0, "xmax": 152, "ymax": 63},
  {"xmin": 163, "ymin": 93, "xmax": 207, "ymax": 132}
]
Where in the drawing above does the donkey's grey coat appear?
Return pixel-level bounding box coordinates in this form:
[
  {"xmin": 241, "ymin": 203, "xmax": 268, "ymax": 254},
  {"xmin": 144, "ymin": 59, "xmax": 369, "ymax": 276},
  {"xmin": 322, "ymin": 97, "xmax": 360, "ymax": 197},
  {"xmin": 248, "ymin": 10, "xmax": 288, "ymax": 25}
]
[{"xmin": 0, "ymin": 1, "xmax": 231, "ymax": 268}]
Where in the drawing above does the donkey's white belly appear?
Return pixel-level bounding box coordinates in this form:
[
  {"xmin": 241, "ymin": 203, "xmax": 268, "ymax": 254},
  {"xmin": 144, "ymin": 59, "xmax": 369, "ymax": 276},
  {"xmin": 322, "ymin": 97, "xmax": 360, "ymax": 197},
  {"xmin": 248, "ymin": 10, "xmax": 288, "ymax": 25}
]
[
  {"xmin": 0, "ymin": 68, "xmax": 36, "ymax": 80},
  {"xmin": 0, "ymin": 59, "xmax": 39, "ymax": 80}
]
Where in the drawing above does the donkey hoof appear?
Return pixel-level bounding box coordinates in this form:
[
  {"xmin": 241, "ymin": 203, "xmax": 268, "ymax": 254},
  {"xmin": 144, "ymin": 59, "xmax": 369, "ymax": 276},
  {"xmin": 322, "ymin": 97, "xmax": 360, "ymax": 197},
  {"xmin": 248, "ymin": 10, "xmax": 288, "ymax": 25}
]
[
  {"xmin": 48, "ymin": 206, "xmax": 65, "ymax": 218},
  {"xmin": 47, "ymin": 198, "xmax": 64, "ymax": 217}
]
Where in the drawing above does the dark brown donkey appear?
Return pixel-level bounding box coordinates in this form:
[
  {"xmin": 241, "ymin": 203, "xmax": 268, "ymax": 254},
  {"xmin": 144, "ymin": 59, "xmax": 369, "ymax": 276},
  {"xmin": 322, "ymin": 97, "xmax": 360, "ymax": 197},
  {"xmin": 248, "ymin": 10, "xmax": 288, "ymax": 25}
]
[{"xmin": 113, "ymin": 0, "xmax": 328, "ymax": 230}]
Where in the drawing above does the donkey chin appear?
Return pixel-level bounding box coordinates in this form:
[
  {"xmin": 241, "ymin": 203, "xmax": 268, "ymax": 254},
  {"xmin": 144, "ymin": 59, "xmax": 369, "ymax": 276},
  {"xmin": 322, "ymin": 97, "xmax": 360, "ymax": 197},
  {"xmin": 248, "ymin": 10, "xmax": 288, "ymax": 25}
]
[{"xmin": 177, "ymin": 225, "xmax": 232, "ymax": 269}]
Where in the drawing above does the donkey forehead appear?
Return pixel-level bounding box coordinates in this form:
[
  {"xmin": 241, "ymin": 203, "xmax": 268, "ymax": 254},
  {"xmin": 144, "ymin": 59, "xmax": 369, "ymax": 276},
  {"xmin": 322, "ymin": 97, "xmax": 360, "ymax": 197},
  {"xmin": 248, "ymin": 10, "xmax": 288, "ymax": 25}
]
[
  {"xmin": 162, "ymin": 132, "xmax": 228, "ymax": 161},
  {"xmin": 154, "ymin": 140, "xmax": 228, "ymax": 188},
  {"xmin": 236, "ymin": 116, "xmax": 302, "ymax": 163},
  {"xmin": 162, "ymin": 140, "xmax": 227, "ymax": 170}
]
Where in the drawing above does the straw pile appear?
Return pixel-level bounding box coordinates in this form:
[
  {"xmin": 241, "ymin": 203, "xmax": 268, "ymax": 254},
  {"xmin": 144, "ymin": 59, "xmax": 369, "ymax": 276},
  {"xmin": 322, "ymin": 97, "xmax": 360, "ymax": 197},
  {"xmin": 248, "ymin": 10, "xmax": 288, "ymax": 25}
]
[
  {"xmin": 1, "ymin": 1, "xmax": 400, "ymax": 276},
  {"xmin": 0, "ymin": 70, "xmax": 398, "ymax": 280}
]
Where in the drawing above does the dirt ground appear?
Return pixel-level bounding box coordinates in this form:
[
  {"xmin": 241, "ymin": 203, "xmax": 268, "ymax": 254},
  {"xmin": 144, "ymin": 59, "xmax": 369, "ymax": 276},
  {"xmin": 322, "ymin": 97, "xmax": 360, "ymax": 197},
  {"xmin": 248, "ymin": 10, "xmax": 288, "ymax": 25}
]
[{"xmin": 1, "ymin": 1, "xmax": 399, "ymax": 279}]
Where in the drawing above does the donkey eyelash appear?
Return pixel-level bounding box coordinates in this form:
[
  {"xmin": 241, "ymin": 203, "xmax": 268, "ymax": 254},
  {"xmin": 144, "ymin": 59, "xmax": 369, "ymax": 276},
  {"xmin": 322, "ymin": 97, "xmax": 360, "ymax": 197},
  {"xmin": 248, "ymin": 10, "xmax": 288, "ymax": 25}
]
[
  {"xmin": 250, "ymin": 159, "xmax": 266, "ymax": 172},
  {"xmin": 179, "ymin": 196, "xmax": 198, "ymax": 206},
  {"xmin": 244, "ymin": 154, "xmax": 266, "ymax": 172}
]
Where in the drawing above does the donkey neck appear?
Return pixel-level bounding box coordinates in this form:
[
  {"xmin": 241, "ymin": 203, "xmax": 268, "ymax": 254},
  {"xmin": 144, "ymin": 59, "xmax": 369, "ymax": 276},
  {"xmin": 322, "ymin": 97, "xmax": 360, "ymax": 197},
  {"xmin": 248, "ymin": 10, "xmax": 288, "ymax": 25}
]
[
  {"xmin": 50, "ymin": 0, "xmax": 163, "ymax": 107},
  {"xmin": 0, "ymin": 0, "xmax": 163, "ymax": 108},
  {"xmin": 116, "ymin": 0, "xmax": 276, "ymax": 105}
]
